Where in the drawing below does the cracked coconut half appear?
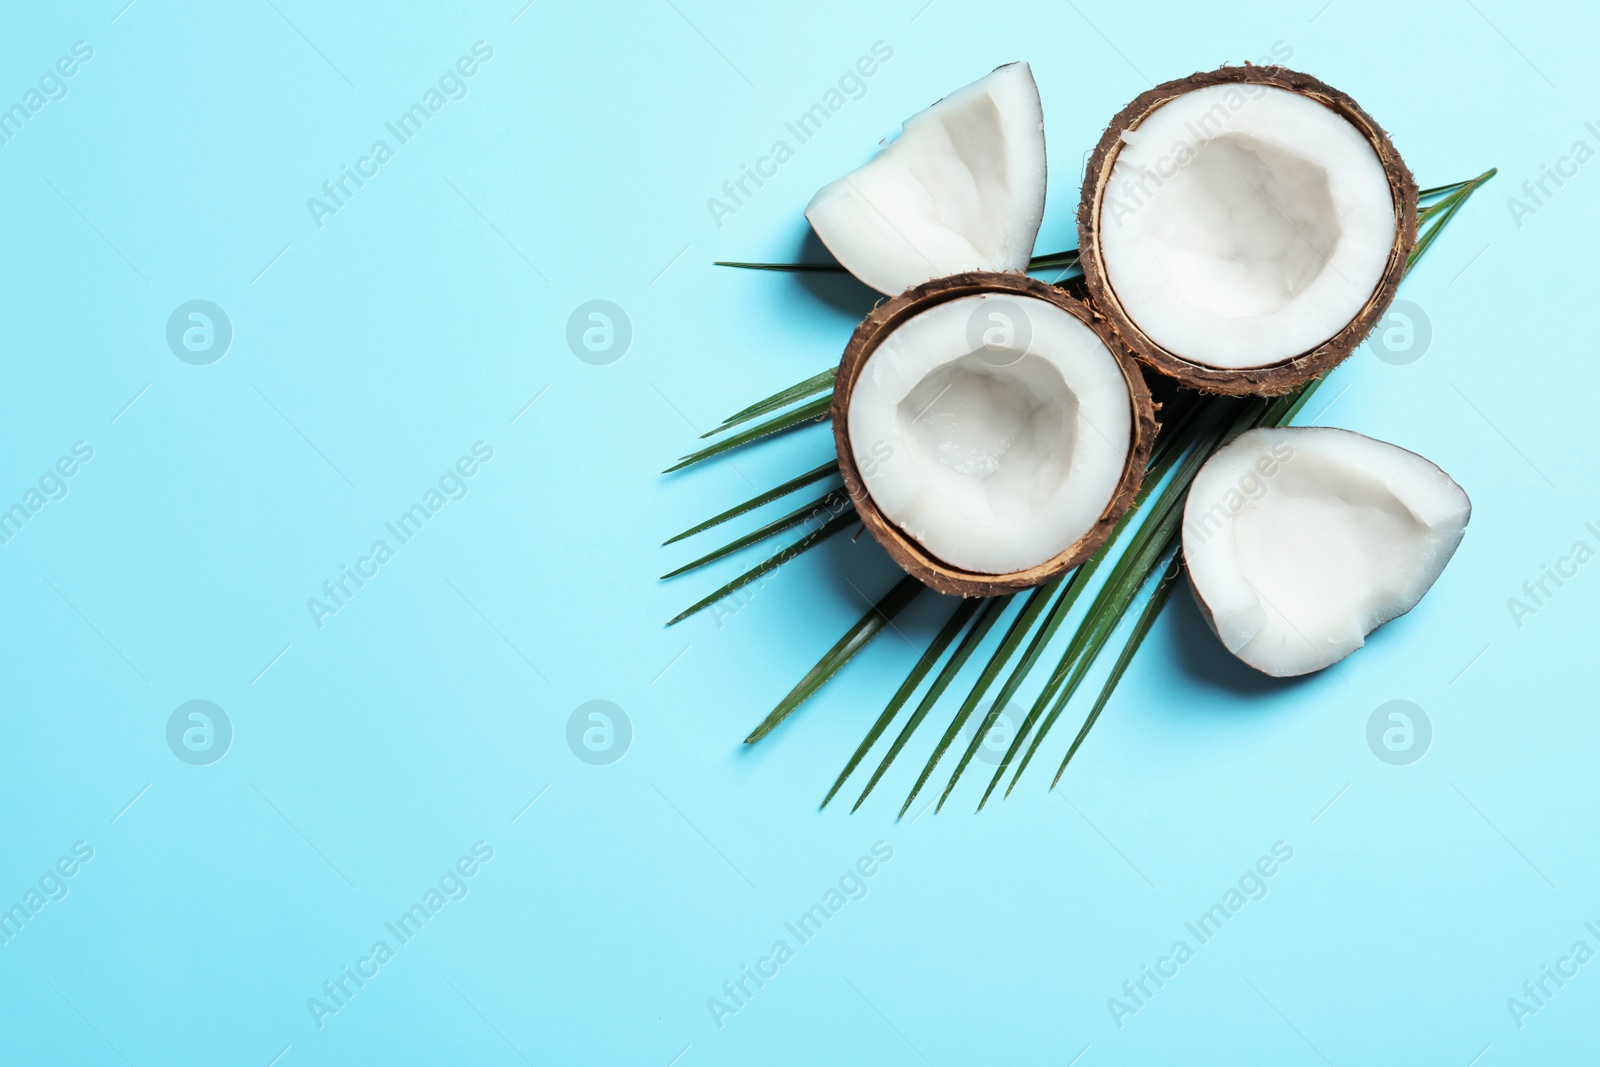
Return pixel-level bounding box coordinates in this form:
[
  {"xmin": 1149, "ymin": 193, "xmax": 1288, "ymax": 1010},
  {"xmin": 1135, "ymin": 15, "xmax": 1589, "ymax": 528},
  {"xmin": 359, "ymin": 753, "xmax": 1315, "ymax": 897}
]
[
  {"xmin": 833, "ymin": 273, "xmax": 1153, "ymax": 597},
  {"xmin": 805, "ymin": 62, "xmax": 1047, "ymax": 296},
  {"xmin": 1183, "ymin": 427, "xmax": 1471, "ymax": 677},
  {"xmin": 1079, "ymin": 67, "xmax": 1417, "ymax": 395}
]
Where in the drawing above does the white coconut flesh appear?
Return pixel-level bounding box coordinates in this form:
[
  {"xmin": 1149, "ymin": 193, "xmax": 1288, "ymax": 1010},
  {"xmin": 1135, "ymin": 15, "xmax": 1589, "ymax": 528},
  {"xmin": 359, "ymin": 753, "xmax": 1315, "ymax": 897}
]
[
  {"xmin": 806, "ymin": 62, "xmax": 1047, "ymax": 296},
  {"xmin": 848, "ymin": 294, "xmax": 1132, "ymax": 575},
  {"xmin": 1183, "ymin": 427, "xmax": 1470, "ymax": 677},
  {"xmin": 1100, "ymin": 84, "xmax": 1396, "ymax": 369}
]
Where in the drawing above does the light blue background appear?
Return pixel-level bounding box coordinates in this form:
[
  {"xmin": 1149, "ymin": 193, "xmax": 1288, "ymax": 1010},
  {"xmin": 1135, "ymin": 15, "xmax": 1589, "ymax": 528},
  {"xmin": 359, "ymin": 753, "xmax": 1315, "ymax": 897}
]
[{"xmin": 2, "ymin": 1, "xmax": 1595, "ymax": 1063}]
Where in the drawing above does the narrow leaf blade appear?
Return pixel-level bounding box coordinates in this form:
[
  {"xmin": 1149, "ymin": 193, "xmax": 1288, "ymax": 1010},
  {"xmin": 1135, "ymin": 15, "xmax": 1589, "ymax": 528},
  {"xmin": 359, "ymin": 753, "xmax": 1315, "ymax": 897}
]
[
  {"xmin": 663, "ymin": 461, "xmax": 839, "ymax": 546},
  {"xmin": 661, "ymin": 490, "xmax": 849, "ymax": 579},
  {"xmin": 853, "ymin": 597, "xmax": 1010, "ymax": 813},
  {"xmin": 713, "ymin": 368, "xmax": 838, "ymax": 435},
  {"xmin": 1050, "ymin": 557, "xmax": 1181, "ymax": 789},
  {"xmin": 666, "ymin": 509, "xmax": 855, "ymax": 626},
  {"xmin": 822, "ymin": 598, "xmax": 980, "ymax": 809},
  {"xmin": 745, "ymin": 575, "xmax": 924, "ymax": 744},
  {"xmin": 664, "ymin": 394, "xmax": 831, "ymax": 473}
]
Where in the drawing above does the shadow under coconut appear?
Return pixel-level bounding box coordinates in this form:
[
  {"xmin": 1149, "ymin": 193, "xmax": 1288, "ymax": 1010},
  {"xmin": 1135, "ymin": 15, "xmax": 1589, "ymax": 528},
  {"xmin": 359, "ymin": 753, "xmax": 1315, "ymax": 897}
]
[
  {"xmin": 774, "ymin": 527, "xmax": 921, "ymax": 652},
  {"xmin": 1161, "ymin": 578, "xmax": 1315, "ymax": 703},
  {"xmin": 774, "ymin": 230, "xmax": 883, "ymax": 322}
]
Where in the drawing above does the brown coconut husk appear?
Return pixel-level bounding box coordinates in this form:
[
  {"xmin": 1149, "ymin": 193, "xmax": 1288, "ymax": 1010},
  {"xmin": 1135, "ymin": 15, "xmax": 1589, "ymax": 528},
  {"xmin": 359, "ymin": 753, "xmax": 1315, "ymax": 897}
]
[
  {"xmin": 1077, "ymin": 65, "xmax": 1418, "ymax": 397},
  {"xmin": 830, "ymin": 272, "xmax": 1156, "ymax": 597}
]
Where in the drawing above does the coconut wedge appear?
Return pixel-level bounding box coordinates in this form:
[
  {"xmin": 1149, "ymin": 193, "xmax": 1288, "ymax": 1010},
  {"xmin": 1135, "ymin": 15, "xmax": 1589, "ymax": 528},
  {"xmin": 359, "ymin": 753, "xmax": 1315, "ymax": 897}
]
[
  {"xmin": 1183, "ymin": 427, "xmax": 1470, "ymax": 677},
  {"xmin": 1079, "ymin": 67, "xmax": 1417, "ymax": 395},
  {"xmin": 833, "ymin": 273, "xmax": 1154, "ymax": 597},
  {"xmin": 806, "ymin": 63, "xmax": 1047, "ymax": 296}
]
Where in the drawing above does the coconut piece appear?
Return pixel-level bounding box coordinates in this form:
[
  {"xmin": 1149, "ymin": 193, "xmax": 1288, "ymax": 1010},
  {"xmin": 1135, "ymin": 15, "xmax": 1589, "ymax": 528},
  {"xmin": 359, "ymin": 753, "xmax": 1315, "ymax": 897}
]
[
  {"xmin": 1183, "ymin": 427, "xmax": 1470, "ymax": 677},
  {"xmin": 1079, "ymin": 67, "xmax": 1417, "ymax": 395},
  {"xmin": 832, "ymin": 272, "xmax": 1154, "ymax": 597},
  {"xmin": 805, "ymin": 63, "xmax": 1047, "ymax": 296}
]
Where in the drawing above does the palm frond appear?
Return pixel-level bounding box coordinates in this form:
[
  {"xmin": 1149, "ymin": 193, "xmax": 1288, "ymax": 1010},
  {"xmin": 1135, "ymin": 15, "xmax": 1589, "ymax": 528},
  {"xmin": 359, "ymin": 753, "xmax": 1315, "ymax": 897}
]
[
  {"xmin": 661, "ymin": 490, "xmax": 849, "ymax": 579},
  {"xmin": 714, "ymin": 260, "xmax": 849, "ymax": 273},
  {"xmin": 852, "ymin": 596, "xmax": 1010, "ymax": 813},
  {"xmin": 997, "ymin": 400, "xmax": 1250, "ymax": 797},
  {"xmin": 953, "ymin": 397, "xmax": 1210, "ymax": 811},
  {"xmin": 664, "ymin": 394, "xmax": 831, "ymax": 473},
  {"xmin": 935, "ymin": 566, "xmax": 1089, "ymax": 812},
  {"xmin": 827, "ymin": 386, "xmax": 1211, "ymax": 811},
  {"xmin": 821, "ymin": 598, "xmax": 980, "ymax": 810},
  {"xmin": 744, "ymin": 574, "xmax": 923, "ymax": 743},
  {"xmin": 1051, "ymin": 552, "xmax": 1182, "ymax": 789},
  {"xmin": 897, "ymin": 575, "xmax": 1069, "ymax": 819},
  {"xmin": 1412, "ymin": 168, "xmax": 1496, "ymax": 264},
  {"xmin": 663, "ymin": 461, "xmax": 839, "ymax": 546},
  {"xmin": 1418, "ymin": 178, "xmax": 1472, "ymax": 199},
  {"xmin": 666, "ymin": 508, "xmax": 855, "ymax": 625},
  {"xmin": 709, "ymin": 368, "xmax": 837, "ymax": 436}
]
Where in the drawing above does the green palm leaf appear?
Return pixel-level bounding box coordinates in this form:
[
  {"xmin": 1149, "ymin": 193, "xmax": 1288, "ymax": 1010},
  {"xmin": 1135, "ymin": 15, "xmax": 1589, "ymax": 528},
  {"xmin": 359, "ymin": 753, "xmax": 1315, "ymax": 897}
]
[
  {"xmin": 993, "ymin": 403, "xmax": 1245, "ymax": 798},
  {"xmin": 1412, "ymin": 168, "xmax": 1495, "ymax": 264},
  {"xmin": 1000, "ymin": 386, "xmax": 1319, "ymax": 796},
  {"xmin": 1051, "ymin": 552, "xmax": 1182, "ymax": 790},
  {"xmin": 666, "ymin": 509, "xmax": 856, "ymax": 626},
  {"xmin": 1025, "ymin": 250, "xmax": 1082, "ymax": 275},
  {"xmin": 947, "ymin": 394, "xmax": 1216, "ymax": 808},
  {"xmin": 853, "ymin": 597, "xmax": 1010, "ymax": 813},
  {"xmin": 664, "ymin": 394, "xmax": 832, "ymax": 473},
  {"xmin": 709, "ymin": 368, "xmax": 837, "ymax": 436},
  {"xmin": 744, "ymin": 574, "xmax": 923, "ymax": 743},
  {"xmin": 821, "ymin": 597, "xmax": 980, "ymax": 810},
  {"xmin": 934, "ymin": 567, "xmax": 1090, "ymax": 812},
  {"xmin": 663, "ymin": 461, "xmax": 839, "ymax": 546},
  {"xmin": 896, "ymin": 575, "xmax": 1069, "ymax": 819},
  {"xmin": 714, "ymin": 260, "xmax": 849, "ymax": 273},
  {"xmin": 661, "ymin": 490, "xmax": 849, "ymax": 579}
]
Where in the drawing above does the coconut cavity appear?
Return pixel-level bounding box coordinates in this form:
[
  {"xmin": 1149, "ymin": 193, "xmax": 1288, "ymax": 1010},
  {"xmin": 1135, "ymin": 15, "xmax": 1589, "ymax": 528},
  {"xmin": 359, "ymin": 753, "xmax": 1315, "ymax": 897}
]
[
  {"xmin": 847, "ymin": 292, "xmax": 1133, "ymax": 575},
  {"xmin": 1100, "ymin": 83, "xmax": 1395, "ymax": 369},
  {"xmin": 806, "ymin": 63, "xmax": 1046, "ymax": 296},
  {"xmin": 1078, "ymin": 69, "xmax": 1415, "ymax": 394},
  {"xmin": 1183, "ymin": 427, "xmax": 1470, "ymax": 677}
]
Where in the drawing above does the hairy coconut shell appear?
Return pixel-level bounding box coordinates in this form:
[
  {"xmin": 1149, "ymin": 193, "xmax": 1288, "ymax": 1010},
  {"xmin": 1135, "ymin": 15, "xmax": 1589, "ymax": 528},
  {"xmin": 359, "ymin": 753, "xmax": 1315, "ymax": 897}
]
[
  {"xmin": 1077, "ymin": 65, "xmax": 1419, "ymax": 396},
  {"xmin": 831, "ymin": 272, "xmax": 1156, "ymax": 597}
]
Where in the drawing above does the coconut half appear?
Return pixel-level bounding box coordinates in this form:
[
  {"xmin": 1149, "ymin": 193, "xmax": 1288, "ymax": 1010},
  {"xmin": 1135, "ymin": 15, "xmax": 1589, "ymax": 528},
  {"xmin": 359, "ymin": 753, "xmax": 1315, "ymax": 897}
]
[
  {"xmin": 1183, "ymin": 427, "xmax": 1470, "ymax": 677},
  {"xmin": 833, "ymin": 272, "xmax": 1154, "ymax": 597},
  {"xmin": 805, "ymin": 63, "xmax": 1047, "ymax": 296},
  {"xmin": 1079, "ymin": 67, "xmax": 1417, "ymax": 395}
]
